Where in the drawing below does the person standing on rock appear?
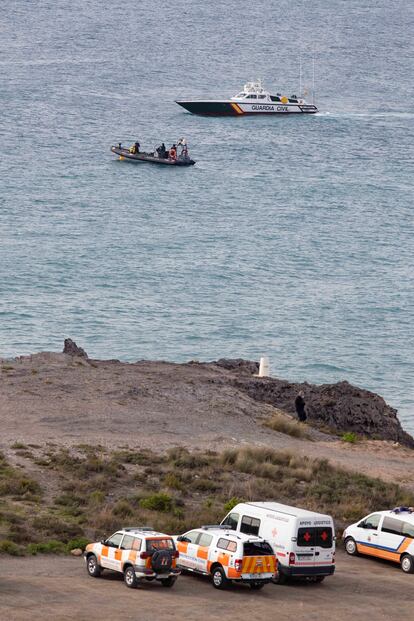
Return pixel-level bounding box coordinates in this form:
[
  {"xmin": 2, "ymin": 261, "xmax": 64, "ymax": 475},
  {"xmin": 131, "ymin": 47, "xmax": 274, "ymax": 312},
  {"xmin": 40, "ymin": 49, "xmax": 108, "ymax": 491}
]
[{"xmin": 295, "ymin": 392, "xmax": 307, "ymax": 422}]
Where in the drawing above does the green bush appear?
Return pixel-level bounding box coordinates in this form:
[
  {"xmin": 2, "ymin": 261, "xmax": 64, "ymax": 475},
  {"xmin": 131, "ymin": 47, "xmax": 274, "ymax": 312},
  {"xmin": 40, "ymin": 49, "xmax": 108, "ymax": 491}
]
[
  {"xmin": 224, "ymin": 497, "xmax": 244, "ymax": 512},
  {"xmin": 66, "ymin": 537, "xmax": 89, "ymax": 552},
  {"xmin": 342, "ymin": 432, "xmax": 358, "ymax": 443},
  {"xmin": 140, "ymin": 492, "xmax": 173, "ymax": 512},
  {"xmin": 0, "ymin": 539, "xmax": 23, "ymax": 556},
  {"xmin": 27, "ymin": 540, "xmax": 66, "ymax": 555}
]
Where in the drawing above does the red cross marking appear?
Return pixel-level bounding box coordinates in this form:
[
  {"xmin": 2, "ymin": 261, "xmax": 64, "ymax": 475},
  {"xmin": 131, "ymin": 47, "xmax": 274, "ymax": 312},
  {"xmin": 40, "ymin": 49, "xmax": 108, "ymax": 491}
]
[{"xmin": 303, "ymin": 531, "xmax": 311, "ymax": 542}]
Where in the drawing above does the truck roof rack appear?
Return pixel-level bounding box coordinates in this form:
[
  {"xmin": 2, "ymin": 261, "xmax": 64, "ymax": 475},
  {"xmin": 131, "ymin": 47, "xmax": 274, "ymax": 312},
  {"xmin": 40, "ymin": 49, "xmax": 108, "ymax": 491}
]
[
  {"xmin": 201, "ymin": 524, "xmax": 229, "ymax": 531},
  {"xmin": 123, "ymin": 526, "xmax": 154, "ymax": 532}
]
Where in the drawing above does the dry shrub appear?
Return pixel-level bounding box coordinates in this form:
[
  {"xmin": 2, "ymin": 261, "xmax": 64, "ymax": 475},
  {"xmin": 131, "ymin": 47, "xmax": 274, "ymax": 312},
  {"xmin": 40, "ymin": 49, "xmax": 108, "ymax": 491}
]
[
  {"xmin": 167, "ymin": 447, "xmax": 210, "ymax": 469},
  {"xmin": 263, "ymin": 412, "xmax": 310, "ymax": 439},
  {"xmin": 113, "ymin": 499, "xmax": 134, "ymax": 518},
  {"xmin": 163, "ymin": 473, "xmax": 184, "ymax": 491},
  {"xmin": 31, "ymin": 514, "xmax": 82, "ymax": 541}
]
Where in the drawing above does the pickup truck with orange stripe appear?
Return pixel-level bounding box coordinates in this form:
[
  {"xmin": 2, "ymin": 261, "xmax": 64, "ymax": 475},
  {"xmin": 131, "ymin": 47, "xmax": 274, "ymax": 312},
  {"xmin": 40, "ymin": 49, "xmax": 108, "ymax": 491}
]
[
  {"xmin": 343, "ymin": 507, "xmax": 414, "ymax": 573},
  {"xmin": 84, "ymin": 527, "xmax": 181, "ymax": 588},
  {"xmin": 174, "ymin": 525, "xmax": 276, "ymax": 589}
]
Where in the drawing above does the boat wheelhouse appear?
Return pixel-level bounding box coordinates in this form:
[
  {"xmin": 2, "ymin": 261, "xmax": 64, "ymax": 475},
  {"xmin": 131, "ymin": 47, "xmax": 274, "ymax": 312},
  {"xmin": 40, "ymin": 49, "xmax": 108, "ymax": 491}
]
[{"xmin": 176, "ymin": 80, "xmax": 318, "ymax": 116}]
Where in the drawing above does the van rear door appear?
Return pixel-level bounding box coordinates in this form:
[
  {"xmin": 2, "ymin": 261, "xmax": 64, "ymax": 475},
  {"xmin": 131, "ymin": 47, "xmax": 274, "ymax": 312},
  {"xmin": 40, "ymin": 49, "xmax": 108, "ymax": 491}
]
[{"xmin": 295, "ymin": 524, "xmax": 334, "ymax": 569}]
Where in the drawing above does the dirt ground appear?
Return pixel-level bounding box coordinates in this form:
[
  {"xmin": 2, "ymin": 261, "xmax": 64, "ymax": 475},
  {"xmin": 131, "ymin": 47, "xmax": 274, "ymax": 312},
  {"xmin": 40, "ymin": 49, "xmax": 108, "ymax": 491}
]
[
  {"xmin": 0, "ymin": 551, "xmax": 412, "ymax": 621},
  {"xmin": 2, "ymin": 352, "xmax": 414, "ymax": 492}
]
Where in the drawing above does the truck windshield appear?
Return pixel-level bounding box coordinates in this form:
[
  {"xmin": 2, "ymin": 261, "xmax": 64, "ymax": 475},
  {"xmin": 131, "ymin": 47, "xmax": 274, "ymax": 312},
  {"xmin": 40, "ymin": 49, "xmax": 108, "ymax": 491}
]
[
  {"xmin": 243, "ymin": 541, "xmax": 273, "ymax": 556},
  {"xmin": 297, "ymin": 527, "xmax": 333, "ymax": 548}
]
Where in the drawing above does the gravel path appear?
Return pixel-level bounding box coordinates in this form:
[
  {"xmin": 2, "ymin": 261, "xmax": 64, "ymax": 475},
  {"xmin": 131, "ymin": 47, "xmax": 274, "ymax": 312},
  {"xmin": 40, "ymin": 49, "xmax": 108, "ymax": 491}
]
[{"xmin": 0, "ymin": 551, "xmax": 412, "ymax": 621}]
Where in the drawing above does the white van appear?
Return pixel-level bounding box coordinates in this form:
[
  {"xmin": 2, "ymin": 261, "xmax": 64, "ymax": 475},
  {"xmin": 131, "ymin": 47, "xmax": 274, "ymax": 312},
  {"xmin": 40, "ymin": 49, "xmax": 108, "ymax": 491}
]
[
  {"xmin": 343, "ymin": 507, "xmax": 414, "ymax": 573},
  {"xmin": 221, "ymin": 502, "xmax": 335, "ymax": 583}
]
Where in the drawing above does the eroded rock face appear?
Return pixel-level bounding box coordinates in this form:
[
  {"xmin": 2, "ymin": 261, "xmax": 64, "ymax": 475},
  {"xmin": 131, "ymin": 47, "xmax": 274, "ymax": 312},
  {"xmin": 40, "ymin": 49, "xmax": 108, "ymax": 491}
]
[
  {"xmin": 214, "ymin": 358, "xmax": 259, "ymax": 375},
  {"xmin": 210, "ymin": 360, "xmax": 414, "ymax": 447},
  {"xmin": 62, "ymin": 339, "xmax": 88, "ymax": 359}
]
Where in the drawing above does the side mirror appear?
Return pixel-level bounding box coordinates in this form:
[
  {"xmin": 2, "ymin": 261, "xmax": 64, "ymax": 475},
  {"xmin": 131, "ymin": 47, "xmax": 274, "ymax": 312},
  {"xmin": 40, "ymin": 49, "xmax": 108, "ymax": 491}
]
[
  {"xmin": 358, "ymin": 522, "xmax": 366, "ymax": 529},
  {"xmin": 176, "ymin": 536, "xmax": 184, "ymax": 542},
  {"xmin": 101, "ymin": 539, "xmax": 107, "ymax": 545}
]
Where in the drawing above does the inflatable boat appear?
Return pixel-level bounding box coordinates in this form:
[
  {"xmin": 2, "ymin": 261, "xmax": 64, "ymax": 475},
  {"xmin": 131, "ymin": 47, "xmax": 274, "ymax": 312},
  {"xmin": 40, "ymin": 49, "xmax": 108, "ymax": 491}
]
[{"xmin": 111, "ymin": 145, "xmax": 196, "ymax": 166}]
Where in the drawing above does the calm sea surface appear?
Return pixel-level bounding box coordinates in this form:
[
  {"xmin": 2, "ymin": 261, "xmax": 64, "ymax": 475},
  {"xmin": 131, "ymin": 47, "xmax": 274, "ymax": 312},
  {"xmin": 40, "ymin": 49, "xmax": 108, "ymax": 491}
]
[{"xmin": 1, "ymin": 1, "xmax": 413, "ymax": 433}]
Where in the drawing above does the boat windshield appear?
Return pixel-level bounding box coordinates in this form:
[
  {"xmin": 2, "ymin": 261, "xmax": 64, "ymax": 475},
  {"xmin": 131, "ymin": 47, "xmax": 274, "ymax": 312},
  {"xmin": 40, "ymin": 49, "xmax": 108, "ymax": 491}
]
[{"xmin": 233, "ymin": 92, "xmax": 246, "ymax": 99}]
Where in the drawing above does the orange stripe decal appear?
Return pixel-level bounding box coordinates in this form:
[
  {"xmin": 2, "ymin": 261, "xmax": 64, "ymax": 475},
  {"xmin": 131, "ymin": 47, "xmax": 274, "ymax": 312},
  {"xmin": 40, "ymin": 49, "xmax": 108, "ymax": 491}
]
[
  {"xmin": 357, "ymin": 544, "xmax": 399, "ymax": 562},
  {"xmin": 101, "ymin": 546, "xmax": 109, "ymax": 557},
  {"xmin": 230, "ymin": 103, "xmax": 244, "ymax": 115},
  {"xmin": 228, "ymin": 568, "xmax": 240, "ymax": 579},
  {"xmin": 218, "ymin": 552, "xmax": 229, "ymax": 567},
  {"xmin": 398, "ymin": 539, "xmax": 412, "ymax": 553},
  {"xmin": 197, "ymin": 547, "xmax": 209, "ymax": 560}
]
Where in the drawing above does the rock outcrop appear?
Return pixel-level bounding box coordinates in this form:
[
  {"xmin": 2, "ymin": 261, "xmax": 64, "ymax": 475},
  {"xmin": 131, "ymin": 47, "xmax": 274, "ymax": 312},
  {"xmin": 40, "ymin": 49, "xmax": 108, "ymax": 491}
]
[
  {"xmin": 210, "ymin": 359, "xmax": 414, "ymax": 448},
  {"xmin": 62, "ymin": 339, "xmax": 88, "ymax": 359}
]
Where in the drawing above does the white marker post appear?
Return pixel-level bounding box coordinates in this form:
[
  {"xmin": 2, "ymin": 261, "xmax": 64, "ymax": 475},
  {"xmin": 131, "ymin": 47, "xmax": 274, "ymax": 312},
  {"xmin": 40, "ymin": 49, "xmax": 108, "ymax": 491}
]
[{"xmin": 258, "ymin": 356, "xmax": 270, "ymax": 377}]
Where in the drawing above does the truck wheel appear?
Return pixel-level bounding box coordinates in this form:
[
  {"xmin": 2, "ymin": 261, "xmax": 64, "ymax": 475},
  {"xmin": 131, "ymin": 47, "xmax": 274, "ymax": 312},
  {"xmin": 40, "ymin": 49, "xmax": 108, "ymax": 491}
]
[
  {"xmin": 272, "ymin": 571, "xmax": 287, "ymax": 585},
  {"xmin": 211, "ymin": 566, "xmax": 229, "ymax": 589},
  {"xmin": 124, "ymin": 566, "xmax": 139, "ymax": 588},
  {"xmin": 345, "ymin": 537, "xmax": 359, "ymax": 556},
  {"xmin": 401, "ymin": 554, "xmax": 414, "ymax": 574},
  {"xmin": 250, "ymin": 582, "xmax": 265, "ymax": 590},
  {"xmin": 86, "ymin": 554, "xmax": 102, "ymax": 578},
  {"xmin": 161, "ymin": 576, "xmax": 177, "ymax": 587}
]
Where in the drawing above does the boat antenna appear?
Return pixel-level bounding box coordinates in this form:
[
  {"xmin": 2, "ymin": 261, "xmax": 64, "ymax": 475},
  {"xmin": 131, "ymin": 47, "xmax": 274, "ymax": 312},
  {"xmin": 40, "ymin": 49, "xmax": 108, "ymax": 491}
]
[
  {"xmin": 312, "ymin": 52, "xmax": 316, "ymax": 105},
  {"xmin": 299, "ymin": 52, "xmax": 302, "ymax": 97}
]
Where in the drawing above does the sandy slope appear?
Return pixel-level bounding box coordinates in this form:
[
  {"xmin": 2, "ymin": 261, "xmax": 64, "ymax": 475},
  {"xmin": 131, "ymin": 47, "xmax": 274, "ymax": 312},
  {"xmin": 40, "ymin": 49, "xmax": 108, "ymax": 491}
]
[{"xmin": 1, "ymin": 352, "xmax": 413, "ymax": 491}]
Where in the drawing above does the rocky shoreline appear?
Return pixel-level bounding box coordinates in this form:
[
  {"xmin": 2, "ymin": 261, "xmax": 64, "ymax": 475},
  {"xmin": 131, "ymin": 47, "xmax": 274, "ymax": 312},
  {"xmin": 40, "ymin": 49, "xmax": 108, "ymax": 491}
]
[
  {"xmin": 213, "ymin": 358, "xmax": 414, "ymax": 447},
  {"xmin": 1, "ymin": 339, "xmax": 412, "ymax": 449}
]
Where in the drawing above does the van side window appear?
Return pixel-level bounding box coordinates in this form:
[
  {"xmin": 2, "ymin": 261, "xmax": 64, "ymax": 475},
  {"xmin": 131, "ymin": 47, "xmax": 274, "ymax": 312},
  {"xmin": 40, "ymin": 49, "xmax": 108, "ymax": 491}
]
[
  {"xmin": 197, "ymin": 533, "xmax": 213, "ymax": 547},
  {"xmin": 221, "ymin": 513, "xmax": 239, "ymax": 530},
  {"xmin": 402, "ymin": 522, "xmax": 414, "ymax": 538},
  {"xmin": 217, "ymin": 538, "xmax": 237, "ymax": 552},
  {"xmin": 360, "ymin": 514, "xmax": 381, "ymax": 530},
  {"xmin": 217, "ymin": 538, "xmax": 231, "ymax": 551},
  {"xmin": 240, "ymin": 515, "xmax": 260, "ymax": 536},
  {"xmin": 382, "ymin": 517, "xmax": 402, "ymax": 536},
  {"xmin": 120, "ymin": 534, "xmax": 134, "ymax": 550}
]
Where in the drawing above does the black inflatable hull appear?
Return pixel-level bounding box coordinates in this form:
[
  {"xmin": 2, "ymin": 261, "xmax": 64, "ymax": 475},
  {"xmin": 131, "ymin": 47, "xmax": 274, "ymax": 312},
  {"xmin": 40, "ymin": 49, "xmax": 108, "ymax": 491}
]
[{"xmin": 111, "ymin": 146, "xmax": 195, "ymax": 166}]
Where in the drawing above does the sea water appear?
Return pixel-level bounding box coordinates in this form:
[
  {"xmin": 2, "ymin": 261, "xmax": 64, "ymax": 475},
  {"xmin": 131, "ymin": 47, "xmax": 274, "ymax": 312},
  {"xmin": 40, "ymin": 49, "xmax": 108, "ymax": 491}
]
[{"xmin": 1, "ymin": 0, "xmax": 413, "ymax": 433}]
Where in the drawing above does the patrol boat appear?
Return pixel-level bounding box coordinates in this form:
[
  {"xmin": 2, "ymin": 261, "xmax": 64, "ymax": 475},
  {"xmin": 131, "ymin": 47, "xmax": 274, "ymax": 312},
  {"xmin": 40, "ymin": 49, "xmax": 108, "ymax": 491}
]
[{"xmin": 176, "ymin": 80, "xmax": 318, "ymax": 116}]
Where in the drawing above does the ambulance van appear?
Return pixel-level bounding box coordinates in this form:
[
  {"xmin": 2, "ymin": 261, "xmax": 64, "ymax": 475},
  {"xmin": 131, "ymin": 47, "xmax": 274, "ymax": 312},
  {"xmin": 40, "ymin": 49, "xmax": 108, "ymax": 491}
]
[
  {"xmin": 221, "ymin": 502, "xmax": 335, "ymax": 583},
  {"xmin": 343, "ymin": 507, "xmax": 414, "ymax": 573}
]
